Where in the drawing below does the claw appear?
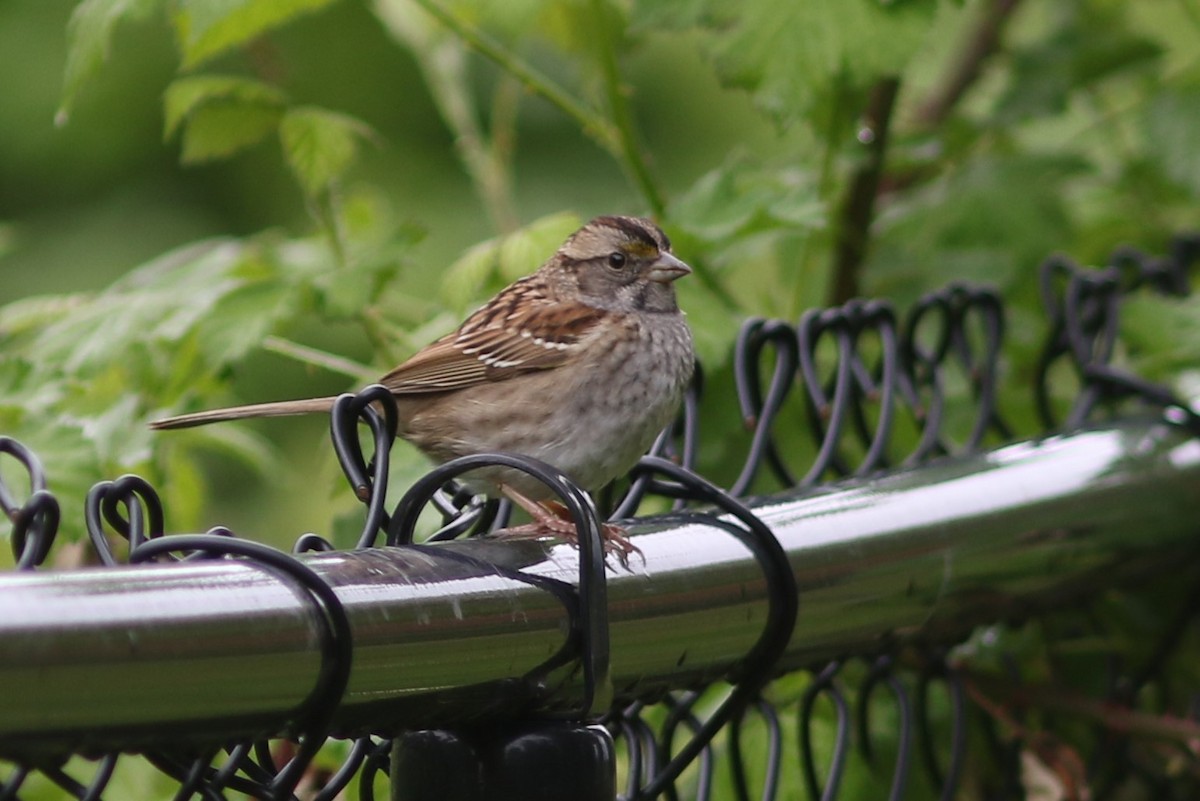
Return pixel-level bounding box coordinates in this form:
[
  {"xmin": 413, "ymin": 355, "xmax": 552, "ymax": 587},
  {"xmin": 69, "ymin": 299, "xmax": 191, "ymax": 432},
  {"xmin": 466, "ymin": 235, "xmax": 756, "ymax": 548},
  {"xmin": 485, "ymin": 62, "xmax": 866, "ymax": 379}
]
[{"xmin": 496, "ymin": 486, "xmax": 643, "ymax": 569}]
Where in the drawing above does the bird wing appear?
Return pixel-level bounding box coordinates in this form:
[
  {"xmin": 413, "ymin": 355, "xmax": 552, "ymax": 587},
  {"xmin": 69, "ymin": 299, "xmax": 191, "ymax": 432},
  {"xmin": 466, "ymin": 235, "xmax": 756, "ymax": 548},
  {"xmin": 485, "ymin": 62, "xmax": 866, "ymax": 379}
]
[{"xmin": 380, "ymin": 279, "xmax": 607, "ymax": 394}]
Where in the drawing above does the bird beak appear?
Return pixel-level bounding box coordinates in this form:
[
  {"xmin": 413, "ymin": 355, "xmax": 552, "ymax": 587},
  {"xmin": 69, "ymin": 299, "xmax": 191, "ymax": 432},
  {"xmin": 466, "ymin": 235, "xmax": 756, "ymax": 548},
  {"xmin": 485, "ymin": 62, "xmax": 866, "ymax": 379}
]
[{"xmin": 646, "ymin": 251, "xmax": 692, "ymax": 284}]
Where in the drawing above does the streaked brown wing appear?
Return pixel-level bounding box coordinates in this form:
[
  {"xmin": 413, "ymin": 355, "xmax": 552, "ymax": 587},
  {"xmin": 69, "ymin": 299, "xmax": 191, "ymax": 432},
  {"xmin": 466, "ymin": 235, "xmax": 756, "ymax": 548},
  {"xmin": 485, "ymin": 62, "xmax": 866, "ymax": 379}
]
[{"xmin": 379, "ymin": 279, "xmax": 608, "ymax": 395}]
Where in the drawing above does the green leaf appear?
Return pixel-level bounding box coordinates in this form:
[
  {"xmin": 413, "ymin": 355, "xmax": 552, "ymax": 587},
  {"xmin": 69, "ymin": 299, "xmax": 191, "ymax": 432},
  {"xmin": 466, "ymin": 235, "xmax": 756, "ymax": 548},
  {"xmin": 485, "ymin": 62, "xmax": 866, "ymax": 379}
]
[
  {"xmin": 496, "ymin": 212, "xmax": 581, "ymax": 281},
  {"xmin": 162, "ymin": 75, "xmax": 286, "ymax": 162},
  {"xmin": 178, "ymin": 102, "xmax": 284, "ymax": 162},
  {"xmin": 279, "ymin": 107, "xmax": 376, "ymax": 198},
  {"xmin": 0, "ymin": 294, "xmax": 90, "ymax": 340},
  {"xmin": 1122, "ymin": 294, "xmax": 1200, "ymax": 379},
  {"xmin": 440, "ymin": 211, "xmax": 581, "ymax": 308},
  {"xmin": 670, "ymin": 156, "xmax": 824, "ymax": 242},
  {"xmin": 164, "ymin": 423, "xmax": 284, "ymax": 478},
  {"xmin": 173, "ymin": 0, "xmax": 339, "ymax": 69},
  {"xmin": 0, "ymin": 223, "xmax": 16, "ymax": 261},
  {"xmin": 1142, "ymin": 87, "xmax": 1200, "ymax": 196},
  {"xmin": 376, "ymin": 0, "xmax": 560, "ymax": 50},
  {"xmin": 675, "ymin": 279, "xmax": 740, "ymax": 370},
  {"xmin": 191, "ymin": 280, "xmax": 301, "ymax": 364},
  {"xmin": 867, "ymin": 153, "xmax": 1086, "ymax": 305},
  {"xmin": 0, "ymin": 234, "xmax": 334, "ymax": 540},
  {"xmin": 995, "ymin": 8, "xmax": 1161, "ymax": 124},
  {"xmin": 635, "ymin": 0, "xmax": 937, "ymax": 124},
  {"xmin": 59, "ymin": 0, "xmax": 161, "ymax": 121},
  {"xmin": 163, "ymin": 75, "xmax": 287, "ymax": 139}
]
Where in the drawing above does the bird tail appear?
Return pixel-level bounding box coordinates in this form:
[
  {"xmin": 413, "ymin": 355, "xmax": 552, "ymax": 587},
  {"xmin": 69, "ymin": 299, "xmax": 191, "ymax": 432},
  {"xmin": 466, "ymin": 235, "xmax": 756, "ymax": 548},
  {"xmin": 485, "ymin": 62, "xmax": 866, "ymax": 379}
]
[{"xmin": 149, "ymin": 397, "xmax": 338, "ymax": 430}]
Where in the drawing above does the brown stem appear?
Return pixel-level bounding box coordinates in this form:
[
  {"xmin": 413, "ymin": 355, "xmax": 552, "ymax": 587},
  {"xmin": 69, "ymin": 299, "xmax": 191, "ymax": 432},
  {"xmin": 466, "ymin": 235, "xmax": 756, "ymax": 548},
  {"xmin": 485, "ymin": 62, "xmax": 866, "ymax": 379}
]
[
  {"xmin": 965, "ymin": 669, "xmax": 1200, "ymax": 747},
  {"xmin": 828, "ymin": 76, "xmax": 900, "ymax": 306},
  {"xmin": 915, "ymin": 0, "xmax": 1022, "ymax": 128}
]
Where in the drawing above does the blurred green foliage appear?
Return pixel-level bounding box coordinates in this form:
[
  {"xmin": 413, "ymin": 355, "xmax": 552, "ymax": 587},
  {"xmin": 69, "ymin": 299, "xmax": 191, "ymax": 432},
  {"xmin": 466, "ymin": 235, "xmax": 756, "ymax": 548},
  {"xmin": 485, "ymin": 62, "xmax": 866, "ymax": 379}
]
[
  {"xmin": 4, "ymin": 0, "xmax": 1196, "ymax": 538},
  {"xmin": 0, "ymin": 0, "xmax": 1196, "ymax": 559},
  {"xmin": 1, "ymin": 0, "xmax": 1199, "ymax": 795}
]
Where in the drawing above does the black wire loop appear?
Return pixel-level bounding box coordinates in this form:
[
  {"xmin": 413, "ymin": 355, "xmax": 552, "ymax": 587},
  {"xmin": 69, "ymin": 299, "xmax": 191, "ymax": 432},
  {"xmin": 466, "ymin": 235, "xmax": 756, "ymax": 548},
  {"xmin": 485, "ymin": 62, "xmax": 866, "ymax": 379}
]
[
  {"xmin": 729, "ymin": 284, "xmax": 1011, "ymax": 497},
  {"xmin": 797, "ymin": 299, "xmax": 901, "ymax": 483},
  {"xmin": 731, "ymin": 319, "xmax": 801, "ymax": 495},
  {"xmin": 388, "ymin": 452, "xmax": 613, "ymax": 719},
  {"xmin": 914, "ymin": 654, "xmax": 967, "ymax": 801},
  {"xmin": 1035, "ymin": 237, "xmax": 1200, "ymax": 433},
  {"xmin": 328, "ymin": 385, "xmax": 399, "ymax": 548},
  {"xmin": 0, "ymin": 437, "xmax": 60, "ymax": 569},
  {"xmin": 727, "ymin": 698, "xmax": 783, "ymax": 801},
  {"xmin": 131, "ymin": 533, "xmax": 353, "ymax": 801},
  {"xmin": 610, "ymin": 707, "xmax": 656, "ymax": 800},
  {"xmin": 901, "ymin": 283, "xmax": 1010, "ymax": 459},
  {"xmin": 657, "ymin": 692, "xmax": 716, "ymax": 801},
  {"xmin": 82, "ymin": 470, "xmax": 355, "ymax": 800},
  {"xmin": 855, "ymin": 655, "xmax": 913, "ymax": 801},
  {"xmin": 424, "ymin": 490, "xmax": 500, "ymax": 541},
  {"xmin": 615, "ymin": 456, "xmax": 798, "ymax": 800},
  {"xmin": 799, "ymin": 660, "xmax": 851, "ymax": 801},
  {"xmin": 84, "ymin": 474, "xmax": 166, "ymax": 565}
]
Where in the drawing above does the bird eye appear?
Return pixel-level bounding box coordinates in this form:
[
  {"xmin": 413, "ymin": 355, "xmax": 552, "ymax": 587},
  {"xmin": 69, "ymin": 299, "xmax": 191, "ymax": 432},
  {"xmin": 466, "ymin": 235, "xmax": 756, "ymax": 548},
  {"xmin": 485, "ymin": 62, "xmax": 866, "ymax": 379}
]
[{"xmin": 607, "ymin": 251, "xmax": 627, "ymax": 269}]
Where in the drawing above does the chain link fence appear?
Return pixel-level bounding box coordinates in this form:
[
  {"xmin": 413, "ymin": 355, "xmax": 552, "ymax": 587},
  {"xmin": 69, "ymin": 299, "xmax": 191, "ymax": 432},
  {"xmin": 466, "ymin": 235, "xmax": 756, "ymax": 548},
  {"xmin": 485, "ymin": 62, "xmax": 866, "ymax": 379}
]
[{"xmin": 2, "ymin": 234, "xmax": 1199, "ymax": 799}]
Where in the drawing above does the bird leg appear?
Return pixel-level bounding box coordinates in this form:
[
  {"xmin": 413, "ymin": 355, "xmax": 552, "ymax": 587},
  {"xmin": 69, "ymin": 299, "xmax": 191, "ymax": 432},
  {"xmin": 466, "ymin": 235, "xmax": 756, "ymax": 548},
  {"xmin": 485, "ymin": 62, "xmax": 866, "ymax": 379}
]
[{"xmin": 496, "ymin": 485, "xmax": 642, "ymax": 568}]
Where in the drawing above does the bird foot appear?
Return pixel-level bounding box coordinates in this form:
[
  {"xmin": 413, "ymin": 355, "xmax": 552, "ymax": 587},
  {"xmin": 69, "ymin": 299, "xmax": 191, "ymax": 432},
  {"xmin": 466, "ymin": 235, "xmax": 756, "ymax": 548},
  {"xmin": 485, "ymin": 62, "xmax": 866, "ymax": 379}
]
[{"xmin": 497, "ymin": 492, "xmax": 643, "ymax": 569}]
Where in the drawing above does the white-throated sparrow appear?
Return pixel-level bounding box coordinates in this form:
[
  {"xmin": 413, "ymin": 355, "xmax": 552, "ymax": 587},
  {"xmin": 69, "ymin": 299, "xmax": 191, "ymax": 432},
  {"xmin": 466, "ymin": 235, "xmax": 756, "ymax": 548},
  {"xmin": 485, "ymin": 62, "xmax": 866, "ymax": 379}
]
[{"xmin": 152, "ymin": 216, "xmax": 695, "ymax": 560}]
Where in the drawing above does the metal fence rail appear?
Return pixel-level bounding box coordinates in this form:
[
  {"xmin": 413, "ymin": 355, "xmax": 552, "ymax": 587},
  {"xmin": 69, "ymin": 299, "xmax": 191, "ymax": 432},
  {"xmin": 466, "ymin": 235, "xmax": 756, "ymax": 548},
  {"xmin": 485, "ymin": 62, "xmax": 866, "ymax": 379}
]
[
  {"xmin": 3, "ymin": 415, "xmax": 1199, "ymax": 760},
  {"xmin": 1, "ymin": 234, "xmax": 1198, "ymax": 800}
]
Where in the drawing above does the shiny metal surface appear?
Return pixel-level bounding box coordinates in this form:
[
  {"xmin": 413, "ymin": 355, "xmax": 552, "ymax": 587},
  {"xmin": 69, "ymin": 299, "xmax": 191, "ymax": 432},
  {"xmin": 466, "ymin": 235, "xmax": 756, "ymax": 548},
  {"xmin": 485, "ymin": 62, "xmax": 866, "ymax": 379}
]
[{"xmin": 2, "ymin": 416, "xmax": 1198, "ymax": 757}]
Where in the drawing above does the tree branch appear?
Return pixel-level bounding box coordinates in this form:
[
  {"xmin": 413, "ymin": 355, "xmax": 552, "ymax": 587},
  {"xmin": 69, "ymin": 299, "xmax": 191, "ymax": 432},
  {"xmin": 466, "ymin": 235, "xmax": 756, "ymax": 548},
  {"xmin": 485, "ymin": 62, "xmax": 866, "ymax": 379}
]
[
  {"xmin": 965, "ymin": 668, "xmax": 1200, "ymax": 746},
  {"xmin": 261, "ymin": 336, "xmax": 377, "ymax": 381},
  {"xmin": 588, "ymin": 0, "xmax": 666, "ymax": 217},
  {"xmin": 406, "ymin": 0, "xmax": 620, "ymax": 157},
  {"xmin": 915, "ymin": 0, "xmax": 1022, "ymax": 128},
  {"xmin": 829, "ymin": 76, "xmax": 900, "ymax": 306}
]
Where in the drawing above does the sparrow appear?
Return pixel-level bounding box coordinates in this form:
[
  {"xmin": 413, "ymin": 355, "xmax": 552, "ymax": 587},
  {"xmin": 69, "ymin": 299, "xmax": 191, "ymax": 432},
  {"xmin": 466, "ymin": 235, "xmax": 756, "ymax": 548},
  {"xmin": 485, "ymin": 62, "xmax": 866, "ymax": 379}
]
[{"xmin": 151, "ymin": 215, "xmax": 695, "ymax": 561}]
